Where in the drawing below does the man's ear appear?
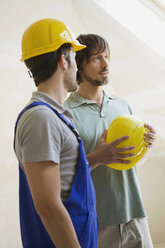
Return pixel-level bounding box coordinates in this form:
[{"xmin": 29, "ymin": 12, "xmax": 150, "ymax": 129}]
[{"xmin": 58, "ymin": 54, "xmax": 68, "ymax": 71}]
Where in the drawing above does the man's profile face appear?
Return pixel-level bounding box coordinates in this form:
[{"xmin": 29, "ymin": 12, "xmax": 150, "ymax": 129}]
[
  {"xmin": 64, "ymin": 50, "xmax": 78, "ymax": 92},
  {"xmin": 81, "ymin": 49, "xmax": 110, "ymax": 86}
]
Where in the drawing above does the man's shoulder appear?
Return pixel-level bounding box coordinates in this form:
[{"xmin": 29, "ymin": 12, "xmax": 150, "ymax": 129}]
[
  {"xmin": 107, "ymin": 94, "xmax": 130, "ymax": 105},
  {"xmin": 17, "ymin": 104, "xmax": 62, "ymax": 136},
  {"xmin": 21, "ymin": 104, "xmax": 56, "ymax": 119},
  {"xmin": 105, "ymin": 94, "xmax": 133, "ymax": 114},
  {"xmin": 105, "ymin": 93, "xmax": 126, "ymax": 102},
  {"xmin": 64, "ymin": 92, "xmax": 86, "ymax": 109}
]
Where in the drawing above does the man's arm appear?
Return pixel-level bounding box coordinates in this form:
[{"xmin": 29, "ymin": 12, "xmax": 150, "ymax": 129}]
[
  {"xmin": 88, "ymin": 123, "xmax": 156, "ymax": 170},
  {"xmin": 87, "ymin": 130, "xmax": 136, "ymax": 170},
  {"xmin": 24, "ymin": 161, "xmax": 80, "ymax": 248}
]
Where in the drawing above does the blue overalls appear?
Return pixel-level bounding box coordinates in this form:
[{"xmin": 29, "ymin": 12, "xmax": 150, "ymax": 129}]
[{"xmin": 14, "ymin": 101, "xmax": 98, "ymax": 248}]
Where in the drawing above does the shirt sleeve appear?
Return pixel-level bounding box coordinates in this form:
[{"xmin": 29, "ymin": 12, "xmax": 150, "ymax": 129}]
[
  {"xmin": 20, "ymin": 108, "xmax": 63, "ymax": 164},
  {"xmin": 127, "ymin": 103, "xmax": 134, "ymax": 115}
]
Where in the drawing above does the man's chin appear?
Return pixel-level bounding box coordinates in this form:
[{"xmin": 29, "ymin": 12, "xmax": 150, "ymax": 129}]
[
  {"xmin": 94, "ymin": 78, "xmax": 109, "ymax": 86},
  {"xmin": 101, "ymin": 79, "xmax": 109, "ymax": 86},
  {"xmin": 68, "ymin": 84, "xmax": 78, "ymax": 93}
]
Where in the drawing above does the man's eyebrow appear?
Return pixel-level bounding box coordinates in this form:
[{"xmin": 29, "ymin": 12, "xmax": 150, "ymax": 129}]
[{"xmin": 91, "ymin": 53, "xmax": 101, "ymax": 57}]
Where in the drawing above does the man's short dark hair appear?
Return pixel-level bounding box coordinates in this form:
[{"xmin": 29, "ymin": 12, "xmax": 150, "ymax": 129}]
[
  {"xmin": 76, "ymin": 34, "xmax": 110, "ymax": 84},
  {"xmin": 25, "ymin": 43, "xmax": 72, "ymax": 86}
]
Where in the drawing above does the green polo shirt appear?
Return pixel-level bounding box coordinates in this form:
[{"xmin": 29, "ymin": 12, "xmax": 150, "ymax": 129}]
[{"xmin": 64, "ymin": 92, "xmax": 146, "ymax": 229}]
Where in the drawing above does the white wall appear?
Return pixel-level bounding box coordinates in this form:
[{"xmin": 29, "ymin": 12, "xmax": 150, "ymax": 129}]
[{"xmin": 0, "ymin": 0, "xmax": 164, "ymax": 247}]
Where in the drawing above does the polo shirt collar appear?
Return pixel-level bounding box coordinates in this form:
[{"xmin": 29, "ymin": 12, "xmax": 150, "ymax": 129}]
[
  {"xmin": 67, "ymin": 91, "xmax": 116, "ymax": 109},
  {"xmin": 31, "ymin": 91, "xmax": 66, "ymax": 114}
]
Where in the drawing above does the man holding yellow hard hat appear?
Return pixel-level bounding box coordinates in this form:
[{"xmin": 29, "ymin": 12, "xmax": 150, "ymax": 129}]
[
  {"xmin": 65, "ymin": 34, "xmax": 156, "ymax": 248},
  {"xmin": 14, "ymin": 20, "xmax": 99, "ymax": 248}
]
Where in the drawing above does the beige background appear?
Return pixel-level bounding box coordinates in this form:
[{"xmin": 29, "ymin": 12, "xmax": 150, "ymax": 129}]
[{"xmin": 0, "ymin": 0, "xmax": 165, "ymax": 247}]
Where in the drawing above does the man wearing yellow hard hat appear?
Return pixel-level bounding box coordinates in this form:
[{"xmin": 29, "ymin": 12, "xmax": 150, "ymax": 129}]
[
  {"xmin": 64, "ymin": 34, "xmax": 156, "ymax": 248},
  {"xmin": 14, "ymin": 19, "xmax": 100, "ymax": 248}
]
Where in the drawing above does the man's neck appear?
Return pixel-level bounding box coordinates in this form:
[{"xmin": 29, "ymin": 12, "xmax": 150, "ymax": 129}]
[
  {"xmin": 37, "ymin": 75, "xmax": 67, "ymax": 105},
  {"xmin": 77, "ymin": 82, "xmax": 104, "ymax": 107}
]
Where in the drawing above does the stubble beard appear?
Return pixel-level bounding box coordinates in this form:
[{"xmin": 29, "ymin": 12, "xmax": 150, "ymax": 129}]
[
  {"xmin": 82, "ymin": 71, "xmax": 109, "ymax": 86},
  {"xmin": 64, "ymin": 64, "xmax": 78, "ymax": 93},
  {"xmin": 68, "ymin": 81, "xmax": 78, "ymax": 93},
  {"xmin": 64, "ymin": 74, "xmax": 78, "ymax": 93}
]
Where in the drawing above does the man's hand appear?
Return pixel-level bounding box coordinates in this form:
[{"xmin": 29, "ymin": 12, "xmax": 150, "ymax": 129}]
[
  {"xmin": 87, "ymin": 130, "xmax": 136, "ymax": 169},
  {"xmin": 144, "ymin": 123, "xmax": 156, "ymax": 148},
  {"xmin": 95, "ymin": 129, "xmax": 136, "ymax": 164}
]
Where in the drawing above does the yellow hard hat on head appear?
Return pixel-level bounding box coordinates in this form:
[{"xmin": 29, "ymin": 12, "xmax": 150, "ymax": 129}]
[
  {"xmin": 21, "ymin": 18, "xmax": 86, "ymax": 61},
  {"xmin": 105, "ymin": 114, "xmax": 148, "ymax": 170}
]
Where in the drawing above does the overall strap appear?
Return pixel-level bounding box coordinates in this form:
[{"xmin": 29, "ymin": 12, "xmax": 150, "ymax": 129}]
[{"xmin": 14, "ymin": 101, "xmax": 81, "ymax": 143}]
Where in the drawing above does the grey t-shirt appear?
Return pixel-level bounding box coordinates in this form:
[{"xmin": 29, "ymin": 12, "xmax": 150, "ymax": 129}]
[{"xmin": 15, "ymin": 91, "xmax": 79, "ymax": 201}]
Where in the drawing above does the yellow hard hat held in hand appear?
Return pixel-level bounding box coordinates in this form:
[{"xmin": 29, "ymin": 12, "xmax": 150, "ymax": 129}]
[
  {"xmin": 21, "ymin": 18, "xmax": 86, "ymax": 61},
  {"xmin": 105, "ymin": 114, "xmax": 148, "ymax": 170}
]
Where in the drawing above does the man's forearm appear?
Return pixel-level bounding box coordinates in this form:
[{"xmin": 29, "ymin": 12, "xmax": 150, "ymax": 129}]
[{"xmin": 37, "ymin": 200, "xmax": 80, "ymax": 248}]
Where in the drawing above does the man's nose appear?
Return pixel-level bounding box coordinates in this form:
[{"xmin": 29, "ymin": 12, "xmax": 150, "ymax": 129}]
[{"xmin": 101, "ymin": 58, "xmax": 109, "ymax": 68}]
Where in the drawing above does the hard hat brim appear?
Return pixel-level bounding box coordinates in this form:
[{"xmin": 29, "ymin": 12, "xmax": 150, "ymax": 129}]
[{"xmin": 20, "ymin": 41, "xmax": 86, "ymax": 61}]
